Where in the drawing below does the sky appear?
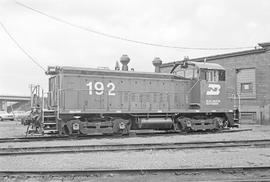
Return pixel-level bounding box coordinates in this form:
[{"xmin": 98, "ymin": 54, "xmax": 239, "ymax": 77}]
[{"xmin": 0, "ymin": 0, "xmax": 270, "ymax": 96}]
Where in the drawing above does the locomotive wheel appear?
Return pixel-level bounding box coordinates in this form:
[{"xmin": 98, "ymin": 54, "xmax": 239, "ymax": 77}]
[
  {"xmin": 64, "ymin": 120, "xmax": 81, "ymax": 135},
  {"xmin": 223, "ymin": 120, "xmax": 229, "ymax": 128},
  {"xmin": 62, "ymin": 125, "xmax": 70, "ymax": 136},
  {"xmin": 130, "ymin": 118, "xmax": 139, "ymax": 130},
  {"xmin": 112, "ymin": 119, "xmax": 130, "ymax": 135},
  {"xmin": 213, "ymin": 117, "xmax": 224, "ymax": 130},
  {"xmin": 175, "ymin": 117, "xmax": 189, "ymax": 132},
  {"xmin": 175, "ymin": 122, "xmax": 184, "ymax": 131}
]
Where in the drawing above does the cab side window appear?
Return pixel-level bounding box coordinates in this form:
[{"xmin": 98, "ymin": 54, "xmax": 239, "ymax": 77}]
[
  {"xmin": 206, "ymin": 70, "xmax": 219, "ymax": 82},
  {"xmin": 200, "ymin": 69, "xmax": 206, "ymax": 80},
  {"xmin": 219, "ymin": 70, "xmax": 226, "ymax": 81},
  {"xmin": 200, "ymin": 69, "xmax": 225, "ymax": 82}
]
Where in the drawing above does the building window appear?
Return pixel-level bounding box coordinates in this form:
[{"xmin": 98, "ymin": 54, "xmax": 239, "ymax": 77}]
[
  {"xmin": 241, "ymin": 83, "xmax": 253, "ymax": 93},
  {"xmin": 236, "ymin": 68, "xmax": 256, "ymax": 98}
]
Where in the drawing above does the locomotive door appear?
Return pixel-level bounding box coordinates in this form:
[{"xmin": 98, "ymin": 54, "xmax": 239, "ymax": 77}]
[
  {"xmin": 189, "ymin": 79, "xmax": 201, "ymax": 106},
  {"xmin": 174, "ymin": 64, "xmax": 200, "ymax": 107},
  {"xmin": 48, "ymin": 76, "xmax": 59, "ymax": 108}
]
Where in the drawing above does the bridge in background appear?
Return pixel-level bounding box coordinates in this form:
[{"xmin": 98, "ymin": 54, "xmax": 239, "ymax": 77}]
[{"xmin": 0, "ymin": 95, "xmax": 31, "ymax": 111}]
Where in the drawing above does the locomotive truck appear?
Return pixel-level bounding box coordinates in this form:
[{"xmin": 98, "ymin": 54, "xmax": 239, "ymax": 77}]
[{"xmin": 34, "ymin": 55, "xmax": 239, "ymax": 135}]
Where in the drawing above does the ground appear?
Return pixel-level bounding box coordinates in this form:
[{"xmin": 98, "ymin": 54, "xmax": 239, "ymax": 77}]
[
  {"xmin": 1, "ymin": 120, "xmax": 270, "ymax": 181},
  {"xmin": 1, "ymin": 121, "xmax": 270, "ymax": 148},
  {"xmin": 0, "ymin": 120, "xmax": 27, "ymax": 138}
]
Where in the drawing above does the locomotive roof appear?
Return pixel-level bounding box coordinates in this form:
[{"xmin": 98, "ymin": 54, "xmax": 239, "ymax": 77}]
[
  {"xmin": 46, "ymin": 66, "xmax": 188, "ymax": 80},
  {"xmin": 189, "ymin": 61, "xmax": 225, "ymax": 70}
]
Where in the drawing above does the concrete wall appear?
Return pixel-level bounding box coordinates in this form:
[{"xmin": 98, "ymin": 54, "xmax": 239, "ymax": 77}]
[{"xmin": 0, "ymin": 101, "xmax": 7, "ymax": 111}]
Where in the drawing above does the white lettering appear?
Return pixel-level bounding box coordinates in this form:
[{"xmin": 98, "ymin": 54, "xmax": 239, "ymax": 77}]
[
  {"xmin": 107, "ymin": 82, "xmax": 116, "ymax": 96},
  {"xmin": 86, "ymin": 82, "xmax": 92, "ymax": 95},
  {"xmin": 95, "ymin": 82, "xmax": 104, "ymax": 95},
  {"xmin": 206, "ymin": 99, "xmax": 221, "ymax": 105},
  {"xmin": 86, "ymin": 81, "xmax": 116, "ymax": 96}
]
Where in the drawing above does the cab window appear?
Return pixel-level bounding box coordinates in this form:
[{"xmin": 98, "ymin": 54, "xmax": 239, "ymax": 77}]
[
  {"xmin": 219, "ymin": 70, "xmax": 225, "ymax": 81},
  {"xmin": 207, "ymin": 70, "xmax": 219, "ymax": 82},
  {"xmin": 200, "ymin": 69, "xmax": 225, "ymax": 82},
  {"xmin": 175, "ymin": 65, "xmax": 198, "ymax": 79}
]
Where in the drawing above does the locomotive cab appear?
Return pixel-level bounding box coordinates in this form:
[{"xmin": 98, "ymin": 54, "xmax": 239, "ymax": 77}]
[
  {"xmin": 190, "ymin": 61, "xmax": 226, "ymax": 111},
  {"xmin": 172, "ymin": 60, "xmax": 238, "ymax": 129},
  {"xmin": 173, "ymin": 61, "xmax": 227, "ymax": 110},
  {"xmin": 174, "ymin": 61, "xmax": 226, "ymax": 110}
]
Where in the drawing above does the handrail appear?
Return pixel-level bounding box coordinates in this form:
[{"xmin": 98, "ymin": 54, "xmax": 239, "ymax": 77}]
[{"xmin": 187, "ymin": 79, "xmax": 200, "ymax": 94}]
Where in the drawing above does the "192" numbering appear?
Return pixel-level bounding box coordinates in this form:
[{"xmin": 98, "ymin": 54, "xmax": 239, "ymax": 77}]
[{"xmin": 86, "ymin": 81, "xmax": 116, "ymax": 96}]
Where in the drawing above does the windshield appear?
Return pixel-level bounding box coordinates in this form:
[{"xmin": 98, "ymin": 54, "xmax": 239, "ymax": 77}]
[{"xmin": 174, "ymin": 65, "xmax": 198, "ymax": 79}]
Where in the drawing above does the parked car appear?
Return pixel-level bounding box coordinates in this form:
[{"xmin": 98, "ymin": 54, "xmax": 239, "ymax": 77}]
[
  {"xmin": 0, "ymin": 111, "xmax": 14, "ymax": 121},
  {"xmin": 12, "ymin": 110, "xmax": 27, "ymax": 121}
]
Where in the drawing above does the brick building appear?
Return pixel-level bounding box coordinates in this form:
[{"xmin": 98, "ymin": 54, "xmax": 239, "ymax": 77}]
[{"xmin": 160, "ymin": 42, "xmax": 270, "ymax": 125}]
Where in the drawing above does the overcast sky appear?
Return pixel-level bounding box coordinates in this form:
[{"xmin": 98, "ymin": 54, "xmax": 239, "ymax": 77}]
[{"xmin": 0, "ymin": 0, "xmax": 269, "ymax": 96}]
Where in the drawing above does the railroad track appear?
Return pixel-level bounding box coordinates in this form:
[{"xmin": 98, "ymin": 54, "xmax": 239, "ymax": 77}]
[
  {"xmin": 0, "ymin": 128, "xmax": 252, "ymax": 143},
  {"xmin": 1, "ymin": 166, "xmax": 270, "ymax": 182},
  {"xmin": 1, "ymin": 139, "xmax": 270, "ymax": 156}
]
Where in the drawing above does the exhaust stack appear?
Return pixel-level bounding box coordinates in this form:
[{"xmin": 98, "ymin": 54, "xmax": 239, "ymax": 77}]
[
  {"xmin": 152, "ymin": 57, "xmax": 162, "ymax": 73},
  {"xmin": 120, "ymin": 54, "xmax": 130, "ymax": 71}
]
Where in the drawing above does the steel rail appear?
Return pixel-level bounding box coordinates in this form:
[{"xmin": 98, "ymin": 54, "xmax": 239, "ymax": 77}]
[
  {"xmin": 1, "ymin": 166, "xmax": 270, "ymax": 175},
  {"xmin": 1, "ymin": 139, "xmax": 270, "ymax": 156},
  {"xmin": 0, "ymin": 128, "xmax": 252, "ymax": 143}
]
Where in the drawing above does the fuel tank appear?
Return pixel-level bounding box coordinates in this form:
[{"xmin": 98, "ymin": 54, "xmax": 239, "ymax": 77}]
[{"xmin": 137, "ymin": 118, "xmax": 173, "ymax": 129}]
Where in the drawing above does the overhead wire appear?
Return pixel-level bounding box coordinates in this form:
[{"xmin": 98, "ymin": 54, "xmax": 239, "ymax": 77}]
[
  {"xmin": 15, "ymin": 1, "xmax": 254, "ymax": 51},
  {"xmin": 0, "ymin": 21, "xmax": 46, "ymax": 72}
]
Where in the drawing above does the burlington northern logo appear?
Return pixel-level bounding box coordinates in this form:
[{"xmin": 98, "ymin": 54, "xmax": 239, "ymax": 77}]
[{"xmin": 206, "ymin": 84, "xmax": 221, "ymax": 96}]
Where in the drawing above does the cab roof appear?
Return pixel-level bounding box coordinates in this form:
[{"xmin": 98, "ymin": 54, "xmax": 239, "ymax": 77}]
[{"xmin": 188, "ymin": 61, "xmax": 225, "ymax": 70}]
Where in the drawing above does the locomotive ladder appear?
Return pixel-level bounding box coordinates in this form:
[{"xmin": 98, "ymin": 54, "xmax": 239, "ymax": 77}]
[{"xmin": 42, "ymin": 110, "xmax": 58, "ymax": 134}]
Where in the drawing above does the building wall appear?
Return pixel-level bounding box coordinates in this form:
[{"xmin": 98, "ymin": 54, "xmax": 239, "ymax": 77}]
[
  {"xmin": 208, "ymin": 50, "xmax": 270, "ymax": 124},
  {"xmin": 160, "ymin": 44, "xmax": 270, "ymax": 125}
]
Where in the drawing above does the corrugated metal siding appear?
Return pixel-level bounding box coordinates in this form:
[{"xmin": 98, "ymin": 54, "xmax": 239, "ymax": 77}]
[{"xmin": 237, "ymin": 68, "xmax": 256, "ymax": 98}]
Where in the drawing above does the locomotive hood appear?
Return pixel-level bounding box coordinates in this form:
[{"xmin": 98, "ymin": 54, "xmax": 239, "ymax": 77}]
[{"xmin": 46, "ymin": 66, "xmax": 188, "ymax": 80}]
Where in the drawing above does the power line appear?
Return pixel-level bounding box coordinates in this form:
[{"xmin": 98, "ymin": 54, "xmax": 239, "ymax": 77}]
[
  {"xmin": 0, "ymin": 21, "xmax": 46, "ymax": 72},
  {"xmin": 15, "ymin": 1, "xmax": 254, "ymax": 51}
]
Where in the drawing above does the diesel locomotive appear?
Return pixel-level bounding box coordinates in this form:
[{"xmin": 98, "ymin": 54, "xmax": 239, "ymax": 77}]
[{"xmin": 34, "ymin": 55, "xmax": 239, "ymax": 135}]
